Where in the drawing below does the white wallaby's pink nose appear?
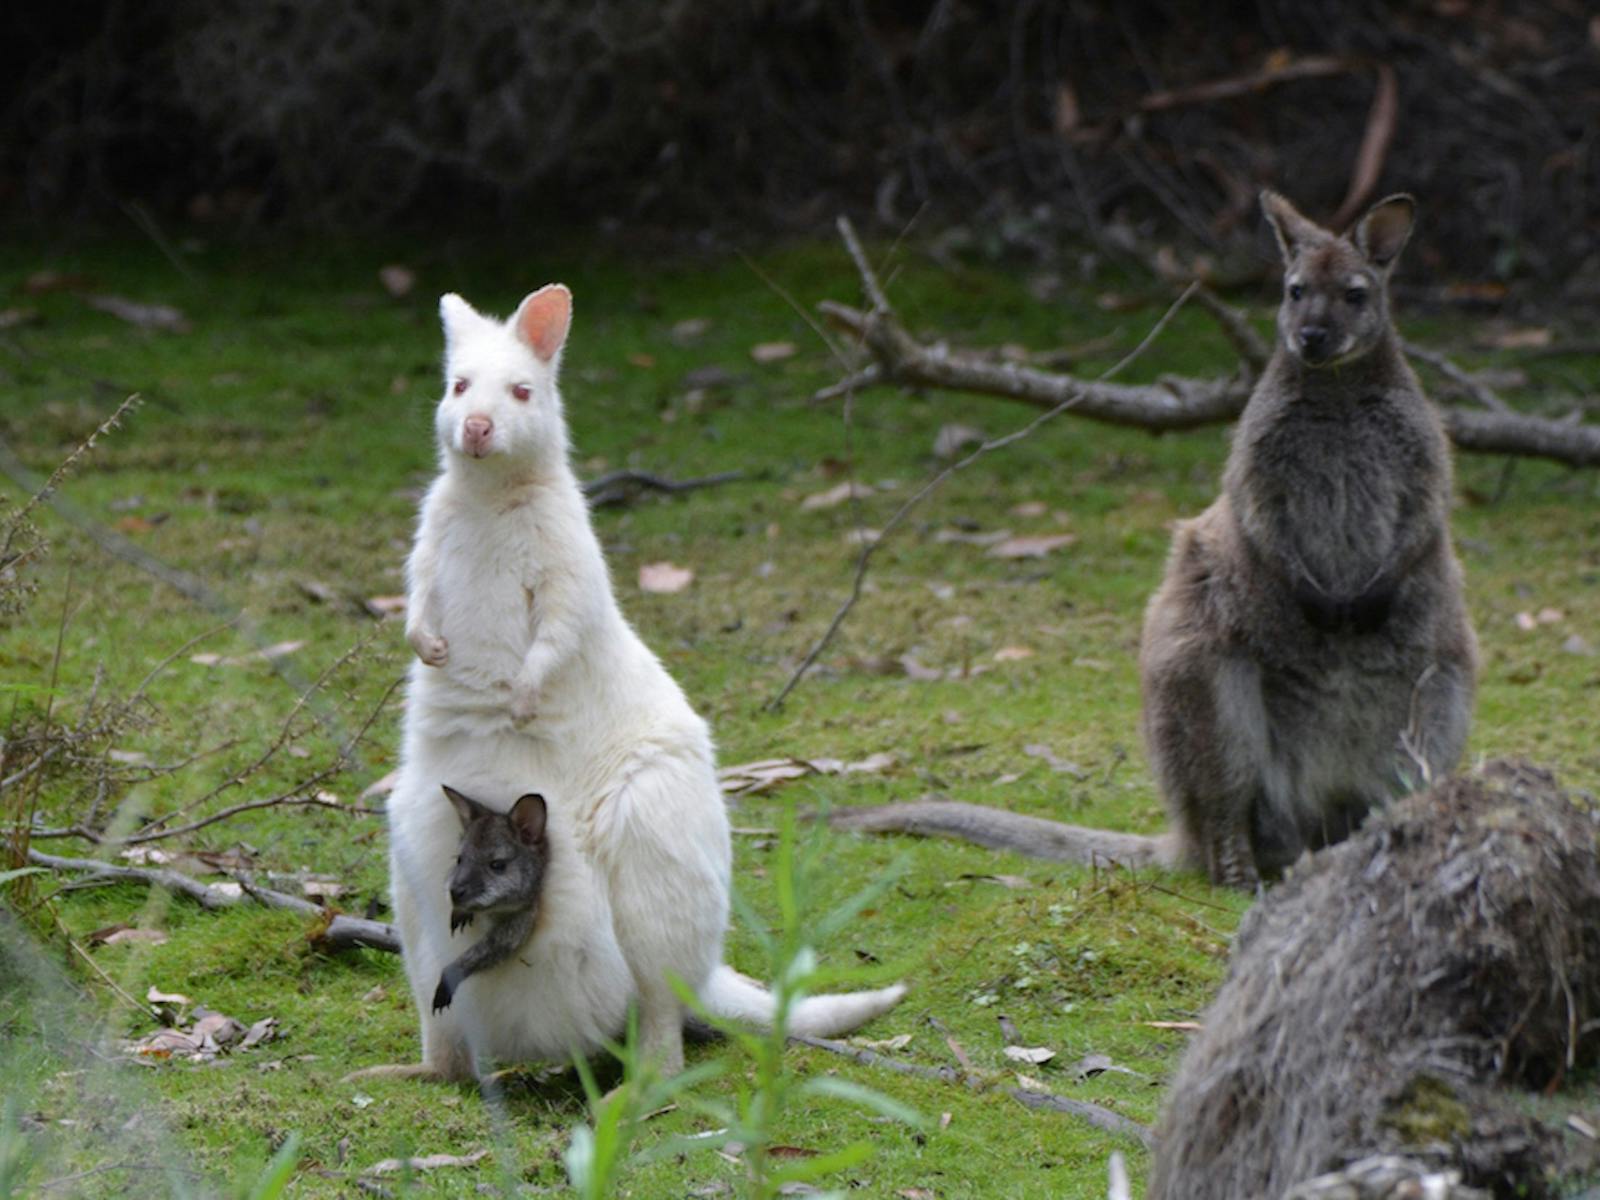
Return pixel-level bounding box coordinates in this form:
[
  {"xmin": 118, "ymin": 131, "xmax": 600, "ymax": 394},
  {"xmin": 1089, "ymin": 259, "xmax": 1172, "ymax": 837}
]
[{"xmin": 462, "ymin": 414, "xmax": 494, "ymax": 458}]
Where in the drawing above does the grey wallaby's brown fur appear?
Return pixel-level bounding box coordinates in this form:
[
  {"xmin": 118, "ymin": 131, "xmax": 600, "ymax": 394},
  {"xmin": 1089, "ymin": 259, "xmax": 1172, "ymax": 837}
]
[
  {"xmin": 1138, "ymin": 189, "xmax": 1478, "ymax": 887},
  {"xmin": 1147, "ymin": 761, "xmax": 1600, "ymax": 1199},
  {"xmin": 431, "ymin": 784, "xmax": 548, "ymax": 1013}
]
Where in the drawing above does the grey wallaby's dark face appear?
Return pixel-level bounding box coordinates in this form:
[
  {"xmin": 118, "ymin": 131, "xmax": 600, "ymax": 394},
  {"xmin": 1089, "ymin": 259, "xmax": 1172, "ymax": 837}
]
[
  {"xmin": 1263, "ymin": 190, "xmax": 1415, "ymax": 369},
  {"xmin": 442, "ymin": 785, "xmax": 548, "ymax": 933}
]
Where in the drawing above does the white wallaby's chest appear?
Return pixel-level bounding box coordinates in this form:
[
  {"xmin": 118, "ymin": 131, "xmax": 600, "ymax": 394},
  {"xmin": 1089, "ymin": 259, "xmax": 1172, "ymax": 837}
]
[{"xmin": 426, "ymin": 502, "xmax": 545, "ymax": 682}]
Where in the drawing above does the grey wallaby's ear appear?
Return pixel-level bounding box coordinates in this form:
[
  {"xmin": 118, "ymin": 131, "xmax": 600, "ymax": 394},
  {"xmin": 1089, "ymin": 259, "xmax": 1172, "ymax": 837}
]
[
  {"xmin": 1353, "ymin": 193, "xmax": 1416, "ymax": 271},
  {"xmin": 509, "ymin": 793, "xmax": 548, "ymax": 846},
  {"xmin": 1261, "ymin": 190, "xmax": 1323, "ymax": 263},
  {"xmin": 441, "ymin": 784, "xmax": 482, "ymax": 828}
]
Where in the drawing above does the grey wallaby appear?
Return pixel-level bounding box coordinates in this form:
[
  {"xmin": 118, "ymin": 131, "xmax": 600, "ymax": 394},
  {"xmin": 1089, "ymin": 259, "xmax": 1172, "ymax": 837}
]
[
  {"xmin": 1139, "ymin": 189, "xmax": 1478, "ymax": 886},
  {"xmin": 431, "ymin": 785, "xmax": 548, "ymax": 1013},
  {"xmin": 829, "ymin": 191, "xmax": 1477, "ymax": 891}
]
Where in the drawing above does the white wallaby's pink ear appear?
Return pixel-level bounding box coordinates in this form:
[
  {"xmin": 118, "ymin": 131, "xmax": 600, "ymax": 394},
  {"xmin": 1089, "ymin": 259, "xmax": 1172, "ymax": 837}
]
[
  {"xmin": 512, "ymin": 285, "xmax": 572, "ymax": 363},
  {"xmin": 1353, "ymin": 193, "xmax": 1416, "ymax": 271},
  {"xmin": 439, "ymin": 293, "xmax": 482, "ymax": 348},
  {"xmin": 1261, "ymin": 190, "xmax": 1323, "ymax": 263}
]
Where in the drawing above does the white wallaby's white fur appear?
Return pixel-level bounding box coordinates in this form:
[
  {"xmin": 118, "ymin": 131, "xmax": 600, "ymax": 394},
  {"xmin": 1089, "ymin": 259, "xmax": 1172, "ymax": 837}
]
[{"xmin": 380, "ymin": 286, "xmax": 905, "ymax": 1081}]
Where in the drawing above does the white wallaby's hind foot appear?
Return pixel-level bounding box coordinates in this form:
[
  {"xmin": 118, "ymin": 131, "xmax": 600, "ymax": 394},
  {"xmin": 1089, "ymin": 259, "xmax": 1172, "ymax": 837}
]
[{"xmin": 701, "ymin": 965, "xmax": 907, "ymax": 1038}]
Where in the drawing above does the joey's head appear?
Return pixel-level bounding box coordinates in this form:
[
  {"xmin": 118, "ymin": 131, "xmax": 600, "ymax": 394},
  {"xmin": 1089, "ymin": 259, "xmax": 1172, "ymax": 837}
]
[
  {"xmin": 435, "ymin": 285, "xmax": 573, "ymax": 470},
  {"xmin": 442, "ymin": 785, "xmax": 548, "ymax": 927},
  {"xmin": 1262, "ymin": 190, "xmax": 1415, "ymax": 369}
]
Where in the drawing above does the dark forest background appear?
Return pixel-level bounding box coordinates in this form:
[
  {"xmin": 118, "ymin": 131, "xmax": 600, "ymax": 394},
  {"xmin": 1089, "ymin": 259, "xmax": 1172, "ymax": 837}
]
[{"xmin": 3, "ymin": 1, "xmax": 1597, "ymax": 286}]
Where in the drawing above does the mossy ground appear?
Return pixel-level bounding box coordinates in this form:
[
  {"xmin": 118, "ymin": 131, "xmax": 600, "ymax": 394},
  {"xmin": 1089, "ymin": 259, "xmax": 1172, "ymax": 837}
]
[{"xmin": 2, "ymin": 226, "xmax": 1597, "ymax": 1197}]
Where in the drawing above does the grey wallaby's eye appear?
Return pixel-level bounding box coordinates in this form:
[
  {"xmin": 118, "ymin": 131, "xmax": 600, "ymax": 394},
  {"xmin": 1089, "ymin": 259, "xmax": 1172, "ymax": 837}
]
[
  {"xmin": 1288, "ymin": 283, "xmax": 1304, "ymax": 301},
  {"xmin": 490, "ymin": 859, "xmax": 507, "ymax": 873},
  {"xmin": 1346, "ymin": 289, "xmax": 1368, "ymax": 307}
]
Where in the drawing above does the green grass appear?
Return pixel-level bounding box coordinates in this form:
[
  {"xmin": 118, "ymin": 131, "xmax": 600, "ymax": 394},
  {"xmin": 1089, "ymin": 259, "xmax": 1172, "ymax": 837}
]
[{"xmin": 2, "ymin": 225, "xmax": 1598, "ymax": 1197}]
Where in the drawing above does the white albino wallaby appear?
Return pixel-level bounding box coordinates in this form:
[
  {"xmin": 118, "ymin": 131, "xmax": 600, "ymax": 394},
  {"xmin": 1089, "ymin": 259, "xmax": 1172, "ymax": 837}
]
[{"xmin": 361, "ymin": 285, "xmax": 904, "ymax": 1082}]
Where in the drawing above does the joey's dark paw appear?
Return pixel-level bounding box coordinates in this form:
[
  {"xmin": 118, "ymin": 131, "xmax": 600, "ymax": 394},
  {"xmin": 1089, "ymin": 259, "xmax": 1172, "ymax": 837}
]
[
  {"xmin": 449, "ymin": 911, "xmax": 474, "ymax": 934},
  {"xmin": 432, "ymin": 976, "xmax": 454, "ymax": 1013}
]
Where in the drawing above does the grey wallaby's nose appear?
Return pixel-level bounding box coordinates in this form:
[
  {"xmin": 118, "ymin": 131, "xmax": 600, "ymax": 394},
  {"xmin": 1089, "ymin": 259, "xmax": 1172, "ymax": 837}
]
[
  {"xmin": 1298, "ymin": 326, "xmax": 1328, "ymax": 355},
  {"xmin": 449, "ymin": 884, "xmax": 467, "ymax": 906},
  {"xmin": 462, "ymin": 414, "xmax": 494, "ymax": 457}
]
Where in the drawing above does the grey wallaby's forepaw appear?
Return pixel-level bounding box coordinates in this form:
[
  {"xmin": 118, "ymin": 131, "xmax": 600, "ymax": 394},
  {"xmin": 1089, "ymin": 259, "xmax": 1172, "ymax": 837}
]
[{"xmin": 449, "ymin": 910, "xmax": 474, "ymax": 934}]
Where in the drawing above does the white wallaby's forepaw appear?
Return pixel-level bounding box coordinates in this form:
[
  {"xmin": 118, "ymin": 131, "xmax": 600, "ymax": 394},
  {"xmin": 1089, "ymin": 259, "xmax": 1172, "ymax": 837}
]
[
  {"xmin": 509, "ymin": 682, "xmax": 539, "ymax": 725},
  {"xmin": 408, "ymin": 628, "xmax": 449, "ymax": 668}
]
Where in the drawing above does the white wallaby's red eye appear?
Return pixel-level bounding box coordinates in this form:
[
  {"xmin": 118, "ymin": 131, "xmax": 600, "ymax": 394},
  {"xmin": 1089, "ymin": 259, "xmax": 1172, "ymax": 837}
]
[
  {"xmin": 452, "ymin": 378, "xmax": 470, "ymax": 396},
  {"xmin": 511, "ymin": 383, "xmax": 531, "ymax": 402}
]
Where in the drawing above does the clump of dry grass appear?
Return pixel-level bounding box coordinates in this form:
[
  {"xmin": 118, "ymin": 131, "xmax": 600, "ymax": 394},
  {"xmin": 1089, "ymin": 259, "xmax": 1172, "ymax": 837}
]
[{"xmin": 1150, "ymin": 760, "xmax": 1600, "ymax": 1199}]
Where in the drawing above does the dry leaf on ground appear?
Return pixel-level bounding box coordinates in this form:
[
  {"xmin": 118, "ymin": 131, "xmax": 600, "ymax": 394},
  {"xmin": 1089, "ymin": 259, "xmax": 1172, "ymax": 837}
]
[
  {"xmin": 366, "ymin": 1149, "xmax": 489, "ymax": 1176},
  {"xmin": 750, "ymin": 341, "xmax": 797, "ymax": 363},
  {"xmin": 85, "ymin": 294, "xmax": 191, "ymax": 332},
  {"xmin": 993, "ymin": 645, "xmax": 1034, "ymax": 662},
  {"xmin": 377, "ymin": 265, "xmax": 415, "ymax": 298},
  {"xmin": 361, "ymin": 769, "xmax": 400, "ymax": 799},
  {"xmin": 1023, "ymin": 744, "xmax": 1086, "ymax": 777},
  {"xmin": 718, "ymin": 752, "xmax": 895, "ymax": 797},
  {"xmin": 365, "ymin": 594, "xmax": 406, "ymax": 618},
  {"xmin": 190, "ymin": 640, "xmax": 306, "ymax": 668},
  {"xmin": 988, "ymin": 533, "xmax": 1076, "ymax": 559},
  {"xmin": 800, "ymin": 481, "xmax": 874, "ymax": 511},
  {"xmin": 933, "ymin": 423, "xmax": 984, "ymax": 459},
  {"xmin": 639, "ymin": 562, "xmax": 694, "ymax": 593},
  {"xmin": 1003, "ymin": 1045, "xmax": 1057, "ymax": 1065}
]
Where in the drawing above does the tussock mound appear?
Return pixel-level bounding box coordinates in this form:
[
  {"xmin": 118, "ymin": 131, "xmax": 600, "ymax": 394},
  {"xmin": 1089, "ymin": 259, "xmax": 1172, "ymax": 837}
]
[{"xmin": 1149, "ymin": 760, "xmax": 1600, "ymax": 1200}]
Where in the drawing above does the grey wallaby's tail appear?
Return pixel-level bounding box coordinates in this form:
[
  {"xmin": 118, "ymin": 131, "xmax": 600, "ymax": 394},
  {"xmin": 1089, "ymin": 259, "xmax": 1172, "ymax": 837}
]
[{"xmin": 828, "ymin": 800, "xmax": 1177, "ymax": 869}]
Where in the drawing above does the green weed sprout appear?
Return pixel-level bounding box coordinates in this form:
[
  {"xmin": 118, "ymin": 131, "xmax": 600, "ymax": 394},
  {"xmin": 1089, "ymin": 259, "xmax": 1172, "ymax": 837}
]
[{"xmin": 562, "ymin": 804, "xmax": 920, "ymax": 1198}]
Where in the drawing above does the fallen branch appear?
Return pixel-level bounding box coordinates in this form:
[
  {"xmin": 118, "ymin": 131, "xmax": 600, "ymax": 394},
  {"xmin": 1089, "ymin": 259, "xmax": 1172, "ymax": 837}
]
[
  {"xmin": 27, "ymin": 849, "xmax": 237, "ymax": 909},
  {"xmin": 581, "ymin": 469, "xmax": 745, "ymax": 509},
  {"xmin": 823, "ymin": 287, "xmax": 1600, "ymax": 469},
  {"xmin": 26, "ymin": 850, "xmax": 400, "ymax": 953},
  {"xmin": 792, "ymin": 1034, "xmax": 1152, "ymax": 1146},
  {"xmin": 236, "ymin": 876, "xmax": 399, "ymax": 953}
]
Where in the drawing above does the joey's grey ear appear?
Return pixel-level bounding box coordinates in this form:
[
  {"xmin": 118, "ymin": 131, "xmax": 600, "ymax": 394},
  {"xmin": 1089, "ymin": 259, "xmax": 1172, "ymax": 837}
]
[
  {"xmin": 1261, "ymin": 190, "xmax": 1324, "ymax": 263},
  {"xmin": 439, "ymin": 293, "xmax": 482, "ymax": 348},
  {"xmin": 1353, "ymin": 193, "xmax": 1415, "ymax": 272},
  {"xmin": 509, "ymin": 793, "xmax": 548, "ymax": 845},
  {"xmin": 511, "ymin": 285, "xmax": 572, "ymax": 364},
  {"xmin": 441, "ymin": 784, "xmax": 481, "ymax": 828}
]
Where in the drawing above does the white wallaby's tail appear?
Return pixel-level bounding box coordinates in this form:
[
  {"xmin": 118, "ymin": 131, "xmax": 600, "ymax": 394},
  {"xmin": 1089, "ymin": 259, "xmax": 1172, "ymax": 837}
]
[{"xmin": 701, "ymin": 965, "xmax": 907, "ymax": 1037}]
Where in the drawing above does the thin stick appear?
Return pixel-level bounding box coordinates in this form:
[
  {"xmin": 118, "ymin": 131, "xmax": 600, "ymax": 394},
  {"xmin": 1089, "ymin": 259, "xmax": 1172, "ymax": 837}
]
[
  {"xmin": 791, "ymin": 1034, "xmax": 1152, "ymax": 1146},
  {"xmin": 1401, "ymin": 339, "xmax": 1512, "ymax": 414},
  {"xmin": 767, "ymin": 276, "xmax": 1199, "ymax": 708}
]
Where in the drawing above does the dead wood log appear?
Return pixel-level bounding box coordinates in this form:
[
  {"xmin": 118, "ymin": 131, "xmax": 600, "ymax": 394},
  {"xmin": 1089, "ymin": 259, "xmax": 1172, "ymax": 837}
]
[
  {"xmin": 1148, "ymin": 760, "xmax": 1600, "ymax": 1199},
  {"xmin": 28, "ymin": 850, "xmax": 400, "ymax": 954},
  {"xmin": 820, "ymin": 236, "xmax": 1600, "ymax": 469}
]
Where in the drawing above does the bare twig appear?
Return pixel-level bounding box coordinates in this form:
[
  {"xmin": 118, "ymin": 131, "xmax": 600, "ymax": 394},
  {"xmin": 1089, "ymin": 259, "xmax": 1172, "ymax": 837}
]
[
  {"xmin": 792, "ymin": 1034, "xmax": 1152, "ymax": 1146},
  {"xmin": 582, "ymin": 469, "xmax": 745, "ymax": 509},
  {"xmin": 1401, "ymin": 340, "xmax": 1512, "ymax": 414},
  {"xmin": 766, "ymin": 250, "xmax": 1201, "ymax": 708},
  {"xmin": 27, "ymin": 849, "xmax": 239, "ymax": 909}
]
